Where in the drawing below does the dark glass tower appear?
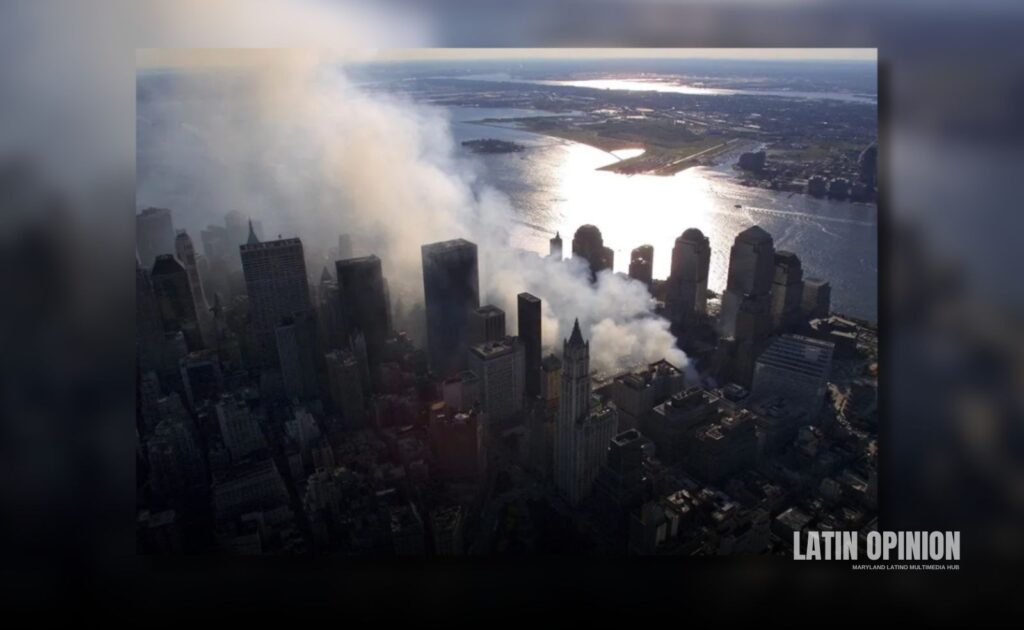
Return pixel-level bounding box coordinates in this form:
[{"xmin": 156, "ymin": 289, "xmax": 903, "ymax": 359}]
[
  {"xmin": 421, "ymin": 239, "xmax": 480, "ymax": 377},
  {"xmin": 666, "ymin": 228, "xmax": 711, "ymax": 329},
  {"xmin": 335, "ymin": 255, "xmax": 391, "ymax": 378},
  {"xmin": 151, "ymin": 254, "xmax": 202, "ymax": 350},
  {"xmin": 517, "ymin": 292, "xmax": 542, "ymax": 397}
]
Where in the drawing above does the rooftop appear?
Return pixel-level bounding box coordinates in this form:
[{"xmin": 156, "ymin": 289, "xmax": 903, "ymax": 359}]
[
  {"xmin": 469, "ymin": 337, "xmax": 517, "ymax": 360},
  {"xmin": 422, "ymin": 238, "xmax": 477, "ymax": 256},
  {"xmin": 756, "ymin": 334, "xmax": 835, "ymax": 378}
]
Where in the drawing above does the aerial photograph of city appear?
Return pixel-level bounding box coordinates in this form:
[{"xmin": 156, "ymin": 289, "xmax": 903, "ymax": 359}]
[{"xmin": 135, "ymin": 48, "xmax": 878, "ymax": 556}]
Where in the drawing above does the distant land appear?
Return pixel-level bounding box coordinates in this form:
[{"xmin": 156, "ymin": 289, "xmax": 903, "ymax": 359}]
[{"xmin": 461, "ymin": 138, "xmax": 525, "ymax": 154}]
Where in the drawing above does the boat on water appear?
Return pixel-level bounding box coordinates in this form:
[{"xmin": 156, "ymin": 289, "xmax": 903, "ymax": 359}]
[{"xmin": 734, "ymin": 204, "xmax": 742, "ymax": 208}]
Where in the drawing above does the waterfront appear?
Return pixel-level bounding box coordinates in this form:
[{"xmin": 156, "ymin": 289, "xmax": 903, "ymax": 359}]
[{"xmin": 450, "ymin": 105, "xmax": 878, "ymax": 322}]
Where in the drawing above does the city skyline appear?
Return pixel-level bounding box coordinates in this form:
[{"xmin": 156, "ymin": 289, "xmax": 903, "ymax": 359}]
[{"xmin": 136, "ymin": 50, "xmax": 877, "ymax": 556}]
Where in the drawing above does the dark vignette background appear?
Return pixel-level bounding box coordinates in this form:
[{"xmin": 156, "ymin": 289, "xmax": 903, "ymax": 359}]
[{"xmin": 1, "ymin": 0, "xmax": 1022, "ymax": 621}]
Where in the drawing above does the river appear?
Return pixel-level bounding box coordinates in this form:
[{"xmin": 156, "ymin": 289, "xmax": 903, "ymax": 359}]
[{"xmin": 448, "ymin": 105, "xmax": 878, "ymax": 322}]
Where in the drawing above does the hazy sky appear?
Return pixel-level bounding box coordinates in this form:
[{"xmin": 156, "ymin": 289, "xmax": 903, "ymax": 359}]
[
  {"xmin": 370, "ymin": 48, "xmax": 877, "ymax": 62},
  {"xmin": 138, "ymin": 47, "xmax": 875, "ymax": 69}
]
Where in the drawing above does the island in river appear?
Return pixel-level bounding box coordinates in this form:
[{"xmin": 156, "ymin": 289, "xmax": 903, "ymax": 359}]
[{"xmin": 461, "ymin": 138, "xmax": 525, "ymax": 154}]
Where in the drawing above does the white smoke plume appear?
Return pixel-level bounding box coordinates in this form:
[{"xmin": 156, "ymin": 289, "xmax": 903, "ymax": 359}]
[{"xmin": 137, "ymin": 48, "xmax": 690, "ymax": 376}]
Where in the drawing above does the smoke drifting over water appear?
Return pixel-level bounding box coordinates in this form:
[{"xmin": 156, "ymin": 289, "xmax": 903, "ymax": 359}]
[{"xmin": 137, "ymin": 51, "xmax": 688, "ymax": 375}]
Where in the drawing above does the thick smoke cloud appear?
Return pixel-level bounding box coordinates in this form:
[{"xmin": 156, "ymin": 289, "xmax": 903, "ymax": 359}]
[{"xmin": 138, "ymin": 49, "xmax": 689, "ymax": 376}]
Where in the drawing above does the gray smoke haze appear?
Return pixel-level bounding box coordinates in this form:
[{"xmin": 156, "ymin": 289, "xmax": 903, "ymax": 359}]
[{"xmin": 138, "ymin": 49, "xmax": 689, "ymax": 376}]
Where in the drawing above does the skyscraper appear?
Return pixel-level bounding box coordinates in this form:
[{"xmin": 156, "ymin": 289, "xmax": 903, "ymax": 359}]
[
  {"xmin": 151, "ymin": 254, "xmax": 202, "ymax": 350},
  {"xmin": 336, "ymin": 234, "xmax": 353, "ymax": 260},
  {"xmin": 224, "ymin": 210, "xmax": 249, "ymax": 249},
  {"xmin": 240, "ymin": 224, "xmax": 311, "ymax": 365},
  {"xmin": 549, "ymin": 231, "xmax": 563, "ymax": 260},
  {"xmin": 665, "ymin": 228, "xmax": 711, "ymax": 329},
  {"xmin": 335, "ymin": 255, "xmax": 391, "ymax": 378},
  {"xmin": 467, "ymin": 337, "xmax": 525, "ymax": 425},
  {"xmin": 572, "ymin": 224, "xmax": 614, "ymax": 280},
  {"xmin": 540, "ymin": 354, "xmax": 562, "ymax": 412},
  {"xmin": 770, "ymin": 251, "xmax": 805, "ymax": 332},
  {"xmin": 554, "ymin": 319, "xmax": 618, "ymax": 506},
  {"xmin": 275, "ymin": 309, "xmax": 321, "ymax": 402},
  {"xmin": 316, "ymin": 267, "xmax": 343, "ymax": 350},
  {"xmin": 421, "ymin": 239, "xmax": 480, "ymax": 377},
  {"xmin": 468, "ymin": 305, "xmax": 506, "ymax": 346},
  {"xmin": 517, "ymin": 293, "xmax": 542, "ymax": 398},
  {"xmin": 719, "ymin": 225, "xmax": 775, "ymax": 341},
  {"xmin": 175, "ymin": 230, "xmax": 211, "ymax": 337},
  {"xmin": 628, "ymin": 244, "xmax": 654, "ymax": 289},
  {"xmin": 593, "ymin": 428, "xmax": 649, "ymax": 513},
  {"xmin": 136, "ymin": 207, "xmax": 175, "ymax": 270},
  {"xmin": 325, "ymin": 349, "xmax": 366, "ymax": 428},
  {"xmin": 802, "ymin": 277, "xmax": 832, "ymax": 320}
]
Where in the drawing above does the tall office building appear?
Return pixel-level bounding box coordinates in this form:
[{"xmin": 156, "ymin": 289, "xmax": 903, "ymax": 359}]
[
  {"xmin": 441, "ymin": 371, "xmax": 480, "ymax": 412},
  {"xmin": 336, "ymin": 234, "xmax": 353, "ymax": 260},
  {"xmin": 469, "ymin": 305, "xmax": 506, "ymax": 346},
  {"xmin": 689, "ymin": 409, "xmax": 757, "ymax": 483},
  {"xmin": 467, "ymin": 337, "xmax": 525, "ymax": 425},
  {"xmin": 275, "ymin": 309, "xmax": 321, "ymax": 402},
  {"xmin": 151, "ymin": 254, "xmax": 202, "ymax": 350},
  {"xmin": 316, "ymin": 267, "xmax": 343, "ymax": 350},
  {"xmin": 554, "ymin": 319, "xmax": 618, "ymax": 506},
  {"xmin": 609, "ymin": 359, "xmax": 687, "ymax": 430},
  {"xmin": 593, "ymin": 428, "xmax": 649, "ymax": 513},
  {"xmin": 175, "ymin": 230, "xmax": 211, "ymax": 337},
  {"xmin": 802, "ymin": 278, "xmax": 832, "ymax": 320},
  {"xmin": 325, "ymin": 349, "xmax": 366, "ymax": 428},
  {"xmin": 240, "ymin": 224, "xmax": 311, "ymax": 365},
  {"xmin": 770, "ymin": 251, "xmax": 805, "ymax": 332},
  {"xmin": 719, "ymin": 225, "xmax": 775, "ymax": 340},
  {"xmin": 421, "ymin": 239, "xmax": 480, "ymax": 377},
  {"xmin": 200, "ymin": 224, "xmax": 229, "ymax": 267},
  {"xmin": 549, "ymin": 231, "xmax": 563, "ymax": 259},
  {"xmin": 628, "ymin": 244, "xmax": 654, "ymax": 289},
  {"xmin": 517, "ymin": 293, "xmax": 542, "ymax": 398},
  {"xmin": 540, "ymin": 354, "xmax": 562, "ymax": 412},
  {"xmin": 750, "ymin": 334, "xmax": 835, "ymax": 421},
  {"xmin": 665, "ymin": 228, "xmax": 711, "ymax": 329},
  {"xmin": 224, "ymin": 211, "xmax": 250, "ymax": 249},
  {"xmin": 716, "ymin": 227, "xmax": 775, "ymax": 385},
  {"xmin": 136, "ymin": 207, "xmax": 175, "ymax": 269},
  {"xmin": 335, "ymin": 255, "xmax": 391, "ymax": 376},
  {"xmin": 572, "ymin": 224, "xmax": 614, "ymax": 280},
  {"xmin": 642, "ymin": 387, "xmax": 722, "ymax": 464}
]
